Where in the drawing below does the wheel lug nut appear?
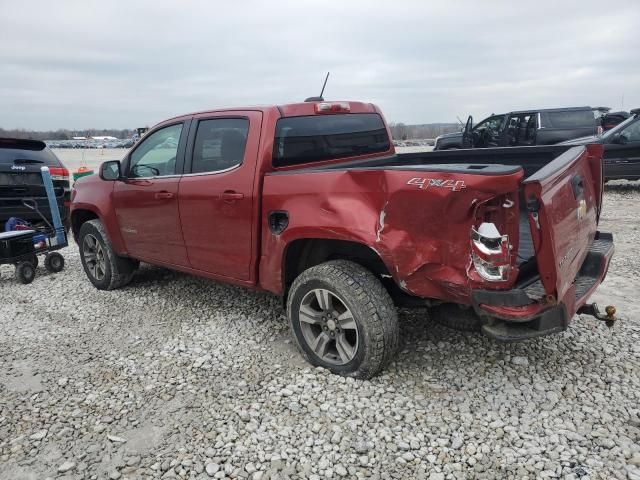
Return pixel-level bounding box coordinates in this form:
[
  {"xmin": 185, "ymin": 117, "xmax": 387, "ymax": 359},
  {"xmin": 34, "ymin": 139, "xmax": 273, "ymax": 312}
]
[{"xmin": 330, "ymin": 331, "xmax": 335, "ymax": 336}]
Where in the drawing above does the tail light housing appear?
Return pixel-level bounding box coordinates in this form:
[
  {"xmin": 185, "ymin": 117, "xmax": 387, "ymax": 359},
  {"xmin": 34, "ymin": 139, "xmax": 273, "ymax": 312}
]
[
  {"xmin": 49, "ymin": 167, "xmax": 70, "ymax": 181},
  {"xmin": 471, "ymin": 222, "xmax": 511, "ymax": 282},
  {"xmin": 315, "ymin": 102, "xmax": 350, "ymax": 114}
]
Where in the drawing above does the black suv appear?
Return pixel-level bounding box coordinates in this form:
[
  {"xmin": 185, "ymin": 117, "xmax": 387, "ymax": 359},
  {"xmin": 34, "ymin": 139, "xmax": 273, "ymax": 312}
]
[
  {"xmin": 0, "ymin": 138, "xmax": 70, "ymax": 229},
  {"xmin": 434, "ymin": 107, "xmax": 600, "ymax": 150},
  {"xmin": 561, "ymin": 108, "xmax": 640, "ymax": 181}
]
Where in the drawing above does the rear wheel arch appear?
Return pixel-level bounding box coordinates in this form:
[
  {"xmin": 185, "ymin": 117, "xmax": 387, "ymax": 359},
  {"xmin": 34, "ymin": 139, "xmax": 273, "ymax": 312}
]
[{"xmin": 283, "ymin": 238, "xmax": 394, "ymax": 297}]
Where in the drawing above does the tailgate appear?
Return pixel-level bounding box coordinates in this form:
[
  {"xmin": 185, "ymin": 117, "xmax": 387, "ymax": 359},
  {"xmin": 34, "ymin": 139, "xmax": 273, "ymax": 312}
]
[{"xmin": 522, "ymin": 145, "xmax": 604, "ymax": 300}]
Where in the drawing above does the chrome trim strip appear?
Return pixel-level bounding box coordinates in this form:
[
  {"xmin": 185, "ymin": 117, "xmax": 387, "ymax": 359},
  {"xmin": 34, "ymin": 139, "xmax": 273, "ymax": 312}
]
[{"xmin": 125, "ymin": 163, "xmax": 242, "ymax": 180}]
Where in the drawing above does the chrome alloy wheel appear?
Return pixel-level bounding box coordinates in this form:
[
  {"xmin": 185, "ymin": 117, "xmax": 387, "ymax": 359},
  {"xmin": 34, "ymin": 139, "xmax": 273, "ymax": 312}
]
[
  {"xmin": 82, "ymin": 233, "xmax": 106, "ymax": 281},
  {"xmin": 298, "ymin": 288, "xmax": 359, "ymax": 365}
]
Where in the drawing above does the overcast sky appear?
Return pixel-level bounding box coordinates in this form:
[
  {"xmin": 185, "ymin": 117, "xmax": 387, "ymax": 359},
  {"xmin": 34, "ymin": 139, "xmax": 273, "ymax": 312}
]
[{"xmin": 1, "ymin": 0, "xmax": 639, "ymax": 130}]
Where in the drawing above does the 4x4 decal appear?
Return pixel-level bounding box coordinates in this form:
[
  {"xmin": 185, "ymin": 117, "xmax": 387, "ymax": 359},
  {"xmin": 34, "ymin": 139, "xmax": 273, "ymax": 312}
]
[{"xmin": 407, "ymin": 177, "xmax": 467, "ymax": 192}]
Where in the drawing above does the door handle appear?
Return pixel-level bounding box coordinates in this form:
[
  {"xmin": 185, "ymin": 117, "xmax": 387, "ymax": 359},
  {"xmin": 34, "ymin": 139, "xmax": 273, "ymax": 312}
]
[
  {"xmin": 221, "ymin": 191, "xmax": 244, "ymax": 202},
  {"xmin": 155, "ymin": 191, "xmax": 174, "ymax": 200}
]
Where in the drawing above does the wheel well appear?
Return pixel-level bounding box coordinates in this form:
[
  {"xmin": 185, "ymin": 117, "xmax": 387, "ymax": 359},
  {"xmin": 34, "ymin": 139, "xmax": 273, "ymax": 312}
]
[
  {"xmin": 283, "ymin": 238, "xmax": 399, "ymax": 298},
  {"xmin": 283, "ymin": 238, "xmax": 430, "ymax": 308},
  {"xmin": 284, "ymin": 239, "xmax": 388, "ymax": 287},
  {"xmin": 71, "ymin": 209, "xmax": 98, "ymax": 243}
]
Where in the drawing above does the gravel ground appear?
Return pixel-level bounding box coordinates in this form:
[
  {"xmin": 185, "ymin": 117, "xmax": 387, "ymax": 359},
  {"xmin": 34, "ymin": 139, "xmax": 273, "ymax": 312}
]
[{"xmin": 1, "ymin": 185, "xmax": 639, "ymax": 480}]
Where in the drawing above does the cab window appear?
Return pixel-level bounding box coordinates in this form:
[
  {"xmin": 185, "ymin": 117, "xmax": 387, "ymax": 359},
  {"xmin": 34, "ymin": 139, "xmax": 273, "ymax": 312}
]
[
  {"xmin": 129, "ymin": 124, "xmax": 183, "ymax": 178},
  {"xmin": 475, "ymin": 115, "xmax": 504, "ymax": 133},
  {"xmin": 191, "ymin": 118, "xmax": 249, "ymax": 174},
  {"xmin": 621, "ymin": 119, "xmax": 640, "ymax": 142}
]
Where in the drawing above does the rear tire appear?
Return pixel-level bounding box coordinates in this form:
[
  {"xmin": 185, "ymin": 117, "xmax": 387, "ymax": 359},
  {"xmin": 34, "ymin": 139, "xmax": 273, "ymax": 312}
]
[
  {"xmin": 78, "ymin": 219, "xmax": 137, "ymax": 290},
  {"xmin": 430, "ymin": 303, "xmax": 482, "ymax": 332},
  {"xmin": 44, "ymin": 252, "xmax": 65, "ymax": 273},
  {"xmin": 287, "ymin": 260, "xmax": 399, "ymax": 379},
  {"xmin": 15, "ymin": 261, "xmax": 36, "ymax": 284}
]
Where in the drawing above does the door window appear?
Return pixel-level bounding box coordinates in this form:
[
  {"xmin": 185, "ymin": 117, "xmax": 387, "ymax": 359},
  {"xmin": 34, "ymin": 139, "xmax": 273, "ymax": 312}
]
[
  {"xmin": 475, "ymin": 115, "xmax": 504, "ymax": 133},
  {"xmin": 191, "ymin": 118, "xmax": 249, "ymax": 174},
  {"xmin": 621, "ymin": 120, "xmax": 640, "ymax": 142},
  {"xmin": 128, "ymin": 123, "xmax": 183, "ymax": 178}
]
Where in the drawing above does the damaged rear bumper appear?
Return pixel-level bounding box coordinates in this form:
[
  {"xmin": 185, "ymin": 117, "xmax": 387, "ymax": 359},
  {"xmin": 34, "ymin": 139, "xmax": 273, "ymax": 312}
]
[{"xmin": 471, "ymin": 232, "xmax": 614, "ymax": 342}]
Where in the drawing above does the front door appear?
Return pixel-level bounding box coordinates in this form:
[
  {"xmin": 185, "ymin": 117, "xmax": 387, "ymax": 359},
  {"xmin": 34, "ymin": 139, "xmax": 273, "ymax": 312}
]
[
  {"xmin": 178, "ymin": 111, "xmax": 262, "ymax": 280},
  {"xmin": 604, "ymin": 117, "xmax": 640, "ymax": 180},
  {"xmin": 113, "ymin": 121, "xmax": 190, "ymax": 266}
]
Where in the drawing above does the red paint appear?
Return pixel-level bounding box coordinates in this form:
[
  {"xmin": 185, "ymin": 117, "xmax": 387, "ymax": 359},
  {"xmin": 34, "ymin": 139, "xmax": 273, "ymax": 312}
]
[
  {"xmin": 522, "ymin": 146, "xmax": 601, "ymax": 300},
  {"xmin": 71, "ymin": 100, "xmax": 611, "ymax": 327}
]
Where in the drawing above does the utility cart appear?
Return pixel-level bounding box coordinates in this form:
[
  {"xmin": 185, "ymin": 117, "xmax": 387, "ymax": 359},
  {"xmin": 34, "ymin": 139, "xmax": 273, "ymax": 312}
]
[{"xmin": 0, "ymin": 200, "xmax": 67, "ymax": 283}]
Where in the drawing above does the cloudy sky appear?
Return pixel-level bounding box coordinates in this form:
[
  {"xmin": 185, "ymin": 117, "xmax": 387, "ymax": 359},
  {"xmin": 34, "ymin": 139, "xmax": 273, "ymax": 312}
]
[{"xmin": 1, "ymin": 0, "xmax": 639, "ymax": 130}]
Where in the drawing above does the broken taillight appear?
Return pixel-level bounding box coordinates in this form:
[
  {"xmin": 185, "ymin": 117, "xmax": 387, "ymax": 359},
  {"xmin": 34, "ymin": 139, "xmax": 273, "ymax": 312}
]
[
  {"xmin": 315, "ymin": 102, "xmax": 350, "ymax": 114},
  {"xmin": 470, "ymin": 222, "xmax": 511, "ymax": 282}
]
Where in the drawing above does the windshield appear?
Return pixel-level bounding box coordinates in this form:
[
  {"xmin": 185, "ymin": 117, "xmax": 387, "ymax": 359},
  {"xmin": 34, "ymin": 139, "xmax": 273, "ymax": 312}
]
[{"xmin": 601, "ymin": 115, "xmax": 638, "ymax": 139}]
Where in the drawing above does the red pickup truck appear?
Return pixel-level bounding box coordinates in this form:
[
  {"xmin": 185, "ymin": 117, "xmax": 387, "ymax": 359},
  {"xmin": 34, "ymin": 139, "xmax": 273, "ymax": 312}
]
[{"xmin": 71, "ymin": 100, "xmax": 614, "ymax": 378}]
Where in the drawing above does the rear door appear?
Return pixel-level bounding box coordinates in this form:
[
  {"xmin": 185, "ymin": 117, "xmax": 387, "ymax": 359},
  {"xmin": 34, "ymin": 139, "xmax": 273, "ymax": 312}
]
[
  {"xmin": 522, "ymin": 145, "xmax": 604, "ymax": 301},
  {"xmin": 113, "ymin": 121, "xmax": 190, "ymax": 266},
  {"xmin": 178, "ymin": 111, "xmax": 262, "ymax": 280}
]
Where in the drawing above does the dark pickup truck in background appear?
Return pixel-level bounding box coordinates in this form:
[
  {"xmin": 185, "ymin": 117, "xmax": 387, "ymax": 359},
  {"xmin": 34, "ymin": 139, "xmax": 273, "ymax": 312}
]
[
  {"xmin": 71, "ymin": 100, "xmax": 614, "ymax": 378},
  {"xmin": 434, "ymin": 107, "xmax": 600, "ymax": 150},
  {"xmin": 562, "ymin": 107, "xmax": 640, "ymax": 181},
  {"xmin": 0, "ymin": 138, "xmax": 70, "ymax": 229}
]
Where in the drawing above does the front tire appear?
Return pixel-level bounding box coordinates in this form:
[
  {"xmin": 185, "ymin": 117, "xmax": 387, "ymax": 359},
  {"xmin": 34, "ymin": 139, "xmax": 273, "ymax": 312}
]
[
  {"xmin": 287, "ymin": 260, "xmax": 399, "ymax": 379},
  {"xmin": 78, "ymin": 219, "xmax": 137, "ymax": 290}
]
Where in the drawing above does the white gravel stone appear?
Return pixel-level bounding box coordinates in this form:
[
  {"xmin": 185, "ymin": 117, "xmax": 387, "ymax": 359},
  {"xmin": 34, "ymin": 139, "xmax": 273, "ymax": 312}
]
[
  {"xmin": 206, "ymin": 463, "xmax": 220, "ymax": 476},
  {"xmin": 29, "ymin": 430, "xmax": 48, "ymax": 441},
  {"xmin": 57, "ymin": 461, "xmax": 76, "ymax": 473},
  {"xmin": 511, "ymin": 356, "xmax": 529, "ymax": 366}
]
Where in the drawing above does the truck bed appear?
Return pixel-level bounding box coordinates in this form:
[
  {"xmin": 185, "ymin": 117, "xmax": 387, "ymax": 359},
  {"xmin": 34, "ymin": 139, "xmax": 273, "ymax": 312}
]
[{"xmin": 299, "ymin": 144, "xmax": 583, "ymax": 275}]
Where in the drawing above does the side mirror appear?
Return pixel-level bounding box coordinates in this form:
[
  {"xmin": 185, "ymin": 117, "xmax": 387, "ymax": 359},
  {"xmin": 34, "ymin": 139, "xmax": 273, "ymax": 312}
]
[{"xmin": 99, "ymin": 160, "xmax": 122, "ymax": 181}]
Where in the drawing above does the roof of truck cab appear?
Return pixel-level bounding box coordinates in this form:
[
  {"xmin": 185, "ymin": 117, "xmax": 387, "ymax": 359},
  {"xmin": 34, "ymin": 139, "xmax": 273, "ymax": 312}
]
[{"xmin": 158, "ymin": 101, "xmax": 380, "ymax": 125}]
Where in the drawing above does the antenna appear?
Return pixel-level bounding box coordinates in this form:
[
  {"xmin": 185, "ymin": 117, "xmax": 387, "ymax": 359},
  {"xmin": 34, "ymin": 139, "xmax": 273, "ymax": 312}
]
[
  {"xmin": 304, "ymin": 72, "xmax": 330, "ymax": 102},
  {"xmin": 319, "ymin": 71, "xmax": 330, "ymax": 99}
]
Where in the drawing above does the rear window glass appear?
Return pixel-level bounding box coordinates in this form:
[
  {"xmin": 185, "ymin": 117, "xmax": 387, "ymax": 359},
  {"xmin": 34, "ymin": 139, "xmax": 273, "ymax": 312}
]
[
  {"xmin": 0, "ymin": 140, "xmax": 60, "ymax": 165},
  {"xmin": 541, "ymin": 111, "xmax": 595, "ymax": 129},
  {"xmin": 272, "ymin": 113, "xmax": 390, "ymax": 167}
]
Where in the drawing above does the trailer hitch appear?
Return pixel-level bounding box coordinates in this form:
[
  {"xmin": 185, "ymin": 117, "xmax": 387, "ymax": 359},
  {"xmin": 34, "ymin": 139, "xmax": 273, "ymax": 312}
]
[{"xmin": 577, "ymin": 303, "xmax": 617, "ymax": 328}]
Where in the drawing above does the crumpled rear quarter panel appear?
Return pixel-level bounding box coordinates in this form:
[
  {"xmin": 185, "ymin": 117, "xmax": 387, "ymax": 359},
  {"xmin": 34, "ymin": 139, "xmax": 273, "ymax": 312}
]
[{"xmin": 260, "ymin": 167, "xmax": 523, "ymax": 303}]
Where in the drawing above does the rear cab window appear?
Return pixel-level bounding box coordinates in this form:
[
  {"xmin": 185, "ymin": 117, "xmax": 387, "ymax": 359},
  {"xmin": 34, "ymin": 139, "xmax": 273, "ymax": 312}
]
[{"xmin": 272, "ymin": 113, "xmax": 390, "ymax": 168}]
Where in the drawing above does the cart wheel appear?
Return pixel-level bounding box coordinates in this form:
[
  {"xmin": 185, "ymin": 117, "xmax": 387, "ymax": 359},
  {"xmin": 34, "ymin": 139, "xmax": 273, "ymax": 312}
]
[
  {"xmin": 28, "ymin": 255, "xmax": 39, "ymax": 269},
  {"xmin": 44, "ymin": 252, "xmax": 65, "ymax": 273},
  {"xmin": 15, "ymin": 261, "xmax": 36, "ymax": 284}
]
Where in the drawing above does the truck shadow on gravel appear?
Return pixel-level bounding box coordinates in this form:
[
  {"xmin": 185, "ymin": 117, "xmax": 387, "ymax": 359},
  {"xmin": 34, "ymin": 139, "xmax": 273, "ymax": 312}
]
[{"xmin": 122, "ymin": 265, "xmax": 603, "ymax": 383}]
